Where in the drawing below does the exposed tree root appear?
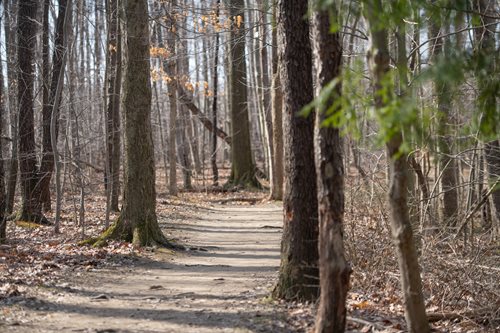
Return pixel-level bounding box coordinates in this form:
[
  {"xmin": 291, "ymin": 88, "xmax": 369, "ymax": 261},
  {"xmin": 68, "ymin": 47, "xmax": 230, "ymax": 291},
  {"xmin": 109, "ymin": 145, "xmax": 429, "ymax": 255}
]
[
  {"xmin": 80, "ymin": 217, "xmax": 184, "ymax": 250},
  {"xmin": 225, "ymin": 171, "xmax": 262, "ymax": 190}
]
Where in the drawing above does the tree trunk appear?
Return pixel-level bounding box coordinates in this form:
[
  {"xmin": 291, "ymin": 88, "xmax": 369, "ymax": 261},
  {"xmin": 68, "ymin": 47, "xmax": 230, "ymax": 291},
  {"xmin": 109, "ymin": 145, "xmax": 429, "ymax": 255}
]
[
  {"xmin": 88, "ymin": 0, "xmax": 172, "ymax": 247},
  {"xmin": 0, "ymin": 6, "xmax": 7, "ymax": 242},
  {"xmin": 211, "ymin": 0, "xmax": 221, "ymax": 186},
  {"xmin": 163, "ymin": 1, "xmax": 178, "ymax": 196},
  {"xmin": 364, "ymin": 1, "xmax": 429, "ymax": 332},
  {"xmin": 17, "ymin": 0, "xmax": 49, "ymax": 224},
  {"xmin": 39, "ymin": 0, "xmax": 69, "ymax": 212},
  {"xmin": 273, "ymin": 0, "xmax": 319, "ymax": 302},
  {"xmin": 311, "ymin": 7, "xmax": 351, "ymax": 332},
  {"xmin": 259, "ymin": 0, "xmax": 273, "ymax": 182},
  {"xmin": 4, "ymin": 0, "xmax": 19, "ymax": 215},
  {"xmin": 473, "ymin": 0, "xmax": 500, "ymax": 237},
  {"xmin": 105, "ymin": 0, "xmax": 122, "ymax": 212},
  {"xmin": 269, "ymin": 1, "xmax": 283, "ymax": 200},
  {"xmin": 226, "ymin": 0, "xmax": 258, "ymax": 187},
  {"xmin": 177, "ymin": 12, "xmax": 193, "ymax": 190},
  {"xmin": 429, "ymin": 7, "xmax": 458, "ymax": 227}
]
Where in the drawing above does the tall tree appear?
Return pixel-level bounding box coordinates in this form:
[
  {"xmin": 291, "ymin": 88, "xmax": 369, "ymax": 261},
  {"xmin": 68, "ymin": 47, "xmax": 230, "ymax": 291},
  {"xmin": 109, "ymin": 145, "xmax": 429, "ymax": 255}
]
[
  {"xmin": 273, "ymin": 0, "xmax": 319, "ymax": 301},
  {"xmin": 211, "ymin": 0, "xmax": 221, "ymax": 186},
  {"xmin": 164, "ymin": 0, "xmax": 178, "ymax": 196},
  {"xmin": 269, "ymin": 0, "xmax": 283, "ymax": 200},
  {"xmin": 225, "ymin": 0, "xmax": 258, "ymax": 187},
  {"xmin": 311, "ymin": 5, "xmax": 351, "ymax": 332},
  {"xmin": 16, "ymin": 0, "xmax": 49, "ymax": 224},
  {"xmin": 364, "ymin": 1, "xmax": 429, "ymax": 332},
  {"xmin": 105, "ymin": 0, "xmax": 123, "ymax": 212},
  {"xmin": 473, "ymin": 0, "xmax": 500, "ymax": 235},
  {"xmin": 428, "ymin": 6, "xmax": 458, "ymax": 226},
  {"xmin": 87, "ymin": 0, "xmax": 172, "ymax": 247},
  {"xmin": 39, "ymin": 0, "xmax": 70, "ymax": 212},
  {"xmin": 4, "ymin": 0, "xmax": 19, "ymax": 215},
  {"xmin": 0, "ymin": 2, "xmax": 7, "ymax": 242}
]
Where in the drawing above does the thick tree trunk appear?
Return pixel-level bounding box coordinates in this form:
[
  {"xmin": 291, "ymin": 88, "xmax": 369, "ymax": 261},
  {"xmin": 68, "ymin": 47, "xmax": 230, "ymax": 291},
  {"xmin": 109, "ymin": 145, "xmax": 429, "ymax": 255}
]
[
  {"xmin": 312, "ymin": 8, "xmax": 351, "ymax": 333},
  {"xmin": 273, "ymin": 0, "xmax": 319, "ymax": 302},
  {"xmin": 269, "ymin": 1, "xmax": 283, "ymax": 200},
  {"xmin": 17, "ymin": 0, "xmax": 49, "ymax": 224},
  {"xmin": 88, "ymin": 0, "xmax": 172, "ymax": 247},
  {"xmin": 226, "ymin": 0, "xmax": 258, "ymax": 187},
  {"xmin": 39, "ymin": 0, "xmax": 69, "ymax": 212},
  {"xmin": 364, "ymin": 1, "xmax": 429, "ymax": 332}
]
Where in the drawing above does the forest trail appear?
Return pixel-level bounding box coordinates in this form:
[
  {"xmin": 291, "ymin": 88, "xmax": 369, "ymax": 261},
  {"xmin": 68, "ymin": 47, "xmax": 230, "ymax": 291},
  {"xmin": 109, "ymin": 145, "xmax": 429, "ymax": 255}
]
[{"xmin": 2, "ymin": 203, "xmax": 291, "ymax": 333}]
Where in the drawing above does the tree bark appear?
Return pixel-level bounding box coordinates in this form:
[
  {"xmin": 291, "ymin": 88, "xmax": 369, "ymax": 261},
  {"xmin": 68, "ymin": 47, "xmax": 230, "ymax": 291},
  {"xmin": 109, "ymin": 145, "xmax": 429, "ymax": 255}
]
[
  {"xmin": 0, "ymin": 5, "xmax": 7, "ymax": 242},
  {"xmin": 4, "ymin": 0, "xmax": 18, "ymax": 215},
  {"xmin": 428, "ymin": 5, "xmax": 458, "ymax": 227},
  {"xmin": 39, "ymin": 0, "xmax": 70, "ymax": 212},
  {"xmin": 226, "ymin": 0, "xmax": 258, "ymax": 187},
  {"xmin": 364, "ymin": 1, "xmax": 429, "ymax": 332},
  {"xmin": 269, "ymin": 1, "xmax": 283, "ymax": 200},
  {"xmin": 273, "ymin": 0, "xmax": 319, "ymax": 302},
  {"xmin": 473, "ymin": 0, "xmax": 500, "ymax": 236},
  {"xmin": 163, "ymin": 1, "xmax": 178, "ymax": 196},
  {"xmin": 211, "ymin": 0, "xmax": 221, "ymax": 186},
  {"xmin": 259, "ymin": 0, "xmax": 273, "ymax": 182},
  {"xmin": 311, "ymin": 7, "xmax": 351, "ymax": 332},
  {"xmin": 17, "ymin": 0, "xmax": 49, "ymax": 224},
  {"xmin": 105, "ymin": 0, "xmax": 122, "ymax": 212},
  {"xmin": 88, "ymin": 0, "xmax": 172, "ymax": 247}
]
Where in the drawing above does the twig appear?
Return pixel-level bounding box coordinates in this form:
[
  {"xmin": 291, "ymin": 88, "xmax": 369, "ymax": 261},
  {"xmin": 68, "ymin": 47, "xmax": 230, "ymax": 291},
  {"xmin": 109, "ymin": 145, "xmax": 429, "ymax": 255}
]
[{"xmin": 455, "ymin": 177, "xmax": 500, "ymax": 237}]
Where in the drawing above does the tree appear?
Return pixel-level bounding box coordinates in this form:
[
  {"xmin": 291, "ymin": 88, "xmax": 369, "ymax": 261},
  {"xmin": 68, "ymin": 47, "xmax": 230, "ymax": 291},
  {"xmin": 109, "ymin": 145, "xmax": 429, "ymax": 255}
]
[
  {"xmin": 226, "ymin": 0, "xmax": 258, "ymax": 187},
  {"xmin": 269, "ymin": 0, "xmax": 283, "ymax": 200},
  {"xmin": 4, "ymin": 0, "xmax": 19, "ymax": 216},
  {"xmin": 311, "ymin": 5, "xmax": 351, "ymax": 332},
  {"xmin": 104, "ymin": 0, "xmax": 123, "ymax": 212},
  {"xmin": 39, "ymin": 0, "xmax": 70, "ymax": 212},
  {"xmin": 164, "ymin": 0, "xmax": 179, "ymax": 196},
  {"xmin": 16, "ymin": 0, "xmax": 49, "ymax": 224},
  {"xmin": 364, "ymin": 1, "xmax": 429, "ymax": 332},
  {"xmin": 211, "ymin": 0, "xmax": 221, "ymax": 186},
  {"xmin": 0, "ymin": 2, "xmax": 7, "ymax": 242},
  {"xmin": 87, "ymin": 0, "xmax": 173, "ymax": 247},
  {"xmin": 473, "ymin": 0, "xmax": 500, "ymax": 236},
  {"xmin": 273, "ymin": 0, "xmax": 319, "ymax": 301},
  {"xmin": 428, "ymin": 7, "xmax": 458, "ymax": 226}
]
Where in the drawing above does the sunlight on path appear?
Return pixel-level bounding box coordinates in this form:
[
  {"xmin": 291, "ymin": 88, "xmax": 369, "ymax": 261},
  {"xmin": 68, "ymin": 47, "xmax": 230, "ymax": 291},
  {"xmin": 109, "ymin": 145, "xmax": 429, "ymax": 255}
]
[{"xmin": 2, "ymin": 203, "xmax": 287, "ymax": 333}]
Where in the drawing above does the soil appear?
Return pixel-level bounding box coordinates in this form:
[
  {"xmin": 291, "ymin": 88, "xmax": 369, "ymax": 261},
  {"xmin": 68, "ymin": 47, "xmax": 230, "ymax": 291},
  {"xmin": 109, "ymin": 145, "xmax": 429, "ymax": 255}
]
[{"xmin": 0, "ymin": 203, "xmax": 292, "ymax": 333}]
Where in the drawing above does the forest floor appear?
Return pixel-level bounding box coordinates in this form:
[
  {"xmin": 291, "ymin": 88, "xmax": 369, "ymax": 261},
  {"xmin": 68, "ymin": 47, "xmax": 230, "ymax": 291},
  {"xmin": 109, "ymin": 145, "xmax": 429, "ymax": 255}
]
[
  {"xmin": 1, "ymin": 184, "xmax": 499, "ymax": 332},
  {"xmin": 0, "ymin": 194, "xmax": 298, "ymax": 332}
]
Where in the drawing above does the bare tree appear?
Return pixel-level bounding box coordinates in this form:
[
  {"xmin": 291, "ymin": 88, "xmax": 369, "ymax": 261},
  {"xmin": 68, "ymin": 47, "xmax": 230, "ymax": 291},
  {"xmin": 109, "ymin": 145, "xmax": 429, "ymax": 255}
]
[
  {"xmin": 273, "ymin": 0, "xmax": 319, "ymax": 301},
  {"xmin": 311, "ymin": 5, "xmax": 351, "ymax": 332}
]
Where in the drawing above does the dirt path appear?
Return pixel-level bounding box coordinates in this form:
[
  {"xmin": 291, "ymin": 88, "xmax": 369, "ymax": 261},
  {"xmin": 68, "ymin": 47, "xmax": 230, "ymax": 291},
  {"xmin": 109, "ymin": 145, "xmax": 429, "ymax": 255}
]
[{"xmin": 1, "ymin": 203, "xmax": 292, "ymax": 333}]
